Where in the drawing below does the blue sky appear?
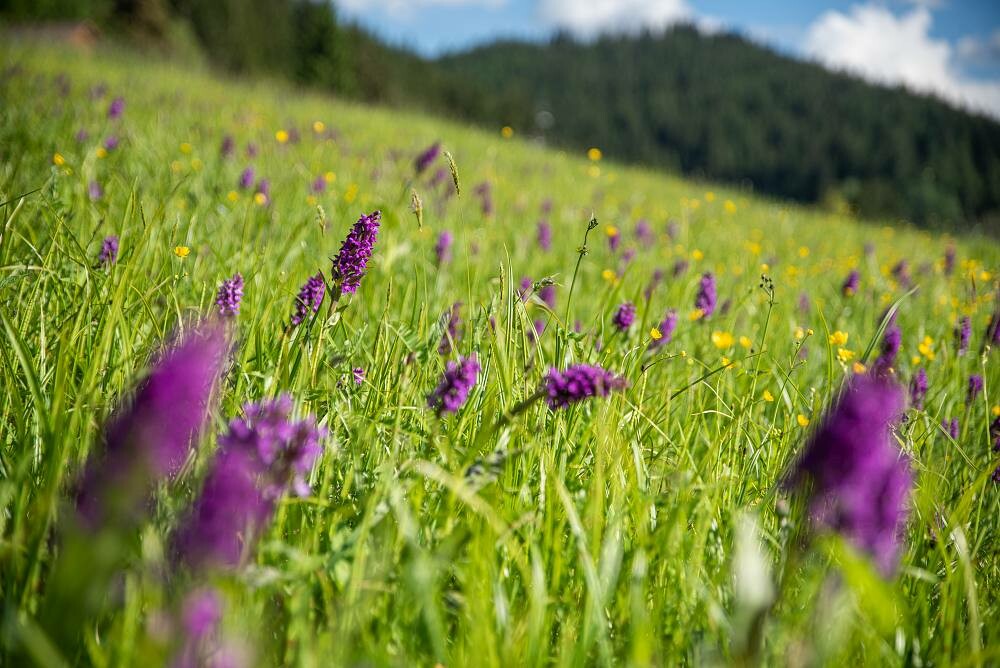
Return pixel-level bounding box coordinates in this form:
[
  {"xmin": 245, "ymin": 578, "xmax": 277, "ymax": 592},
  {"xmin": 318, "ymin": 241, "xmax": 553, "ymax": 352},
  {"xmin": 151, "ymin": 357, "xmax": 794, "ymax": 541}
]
[{"xmin": 335, "ymin": 0, "xmax": 1000, "ymax": 117}]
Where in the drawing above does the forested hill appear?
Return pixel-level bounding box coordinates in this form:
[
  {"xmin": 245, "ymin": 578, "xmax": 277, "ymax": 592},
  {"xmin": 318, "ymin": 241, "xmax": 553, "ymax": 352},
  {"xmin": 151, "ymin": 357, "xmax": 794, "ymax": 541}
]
[
  {"xmin": 2, "ymin": 0, "xmax": 1000, "ymax": 232},
  {"xmin": 433, "ymin": 28, "xmax": 1000, "ymax": 231}
]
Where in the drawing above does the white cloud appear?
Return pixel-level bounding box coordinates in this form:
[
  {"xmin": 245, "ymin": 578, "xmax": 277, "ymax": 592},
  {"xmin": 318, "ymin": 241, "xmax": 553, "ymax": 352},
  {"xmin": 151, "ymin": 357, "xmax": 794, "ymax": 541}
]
[
  {"xmin": 956, "ymin": 29, "xmax": 1000, "ymax": 64},
  {"xmin": 804, "ymin": 4, "xmax": 1000, "ymax": 118},
  {"xmin": 537, "ymin": 0, "xmax": 693, "ymax": 38}
]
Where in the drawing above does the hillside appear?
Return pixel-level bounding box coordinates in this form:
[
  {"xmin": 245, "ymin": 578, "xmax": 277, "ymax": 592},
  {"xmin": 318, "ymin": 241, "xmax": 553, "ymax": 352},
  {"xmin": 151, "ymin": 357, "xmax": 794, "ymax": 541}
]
[
  {"xmin": 434, "ymin": 28, "xmax": 1000, "ymax": 231},
  {"xmin": 0, "ymin": 41, "xmax": 999, "ymax": 666},
  {"xmin": 2, "ymin": 0, "xmax": 1000, "ymax": 232}
]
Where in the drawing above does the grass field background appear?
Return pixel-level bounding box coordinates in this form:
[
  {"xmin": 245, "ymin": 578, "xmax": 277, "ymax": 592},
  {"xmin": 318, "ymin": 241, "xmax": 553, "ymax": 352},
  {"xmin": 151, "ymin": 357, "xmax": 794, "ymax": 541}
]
[{"xmin": 1, "ymin": 43, "xmax": 999, "ymax": 666}]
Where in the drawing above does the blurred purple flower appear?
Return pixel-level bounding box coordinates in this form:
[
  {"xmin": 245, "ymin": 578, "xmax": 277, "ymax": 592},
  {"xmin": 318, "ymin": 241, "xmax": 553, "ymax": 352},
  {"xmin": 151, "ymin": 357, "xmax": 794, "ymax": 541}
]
[
  {"xmin": 238, "ymin": 167, "xmax": 254, "ymax": 190},
  {"xmin": 644, "ymin": 268, "xmax": 664, "ymax": 301},
  {"xmin": 438, "ymin": 302, "xmax": 463, "ymax": 355},
  {"xmin": 98, "ymin": 235, "xmax": 119, "ymax": 267},
  {"xmin": 798, "ymin": 292, "xmax": 811, "ymax": 315},
  {"xmin": 353, "ymin": 367, "xmax": 365, "ymax": 385},
  {"xmin": 650, "ymin": 309, "xmax": 678, "ymax": 349},
  {"xmin": 871, "ymin": 324, "xmax": 901, "ymax": 379},
  {"xmin": 842, "ymin": 270, "xmax": 859, "ymax": 297},
  {"xmin": 612, "ymin": 302, "xmax": 636, "ymax": 332},
  {"xmin": 695, "ymin": 272, "xmax": 717, "ymax": 317},
  {"xmin": 414, "ymin": 141, "xmax": 441, "ymax": 174},
  {"xmin": 76, "ymin": 324, "xmax": 228, "ymax": 529},
  {"xmin": 75, "ymin": 128, "xmax": 89, "ymax": 143},
  {"xmin": 311, "ymin": 175, "xmax": 326, "ymax": 194},
  {"xmin": 537, "ymin": 220, "xmax": 552, "ymax": 251},
  {"xmin": 944, "ymin": 245, "xmax": 956, "ymax": 276},
  {"xmin": 108, "ymin": 96, "xmax": 124, "ymax": 120},
  {"xmin": 892, "ymin": 260, "xmax": 911, "ymax": 288},
  {"xmin": 909, "ymin": 368, "xmax": 927, "ymax": 410},
  {"xmin": 220, "ymin": 135, "xmax": 234, "ymax": 158},
  {"xmin": 967, "ymin": 374, "xmax": 984, "ymax": 404},
  {"xmin": 544, "ymin": 364, "xmax": 626, "ymax": 409},
  {"xmin": 428, "ymin": 355, "xmax": 479, "ymax": 415},
  {"xmin": 103, "ymin": 135, "xmax": 119, "ymax": 152},
  {"xmin": 787, "ymin": 375, "xmax": 911, "ymax": 576},
  {"xmin": 943, "ymin": 417, "xmax": 959, "ymax": 440},
  {"xmin": 88, "ymin": 180, "xmax": 103, "ymax": 201},
  {"xmin": 434, "ymin": 231, "xmax": 453, "ymax": 266},
  {"xmin": 635, "ymin": 219, "xmax": 653, "ymax": 244},
  {"xmin": 672, "ymin": 259, "xmax": 689, "ymax": 278},
  {"xmin": 956, "ymin": 316, "xmax": 971, "ymax": 355},
  {"xmin": 173, "ymin": 395, "xmax": 325, "ymax": 570},
  {"xmin": 538, "ymin": 284, "xmax": 556, "ymax": 309},
  {"xmin": 607, "ymin": 227, "xmax": 621, "ymax": 252},
  {"xmin": 518, "ymin": 276, "xmax": 533, "ymax": 302}
]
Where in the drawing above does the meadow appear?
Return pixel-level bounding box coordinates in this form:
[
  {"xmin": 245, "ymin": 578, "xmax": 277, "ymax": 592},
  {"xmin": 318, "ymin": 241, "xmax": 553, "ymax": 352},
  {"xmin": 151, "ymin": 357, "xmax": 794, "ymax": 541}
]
[{"xmin": 1, "ymin": 43, "xmax": 999, "ymax": 666}]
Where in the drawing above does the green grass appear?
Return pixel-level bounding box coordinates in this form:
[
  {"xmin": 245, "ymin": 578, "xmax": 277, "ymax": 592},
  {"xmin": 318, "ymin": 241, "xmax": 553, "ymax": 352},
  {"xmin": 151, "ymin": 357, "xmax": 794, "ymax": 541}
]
[{"xmin": 1, "ymin": 42, "xmax": 999, "ymax": 666}]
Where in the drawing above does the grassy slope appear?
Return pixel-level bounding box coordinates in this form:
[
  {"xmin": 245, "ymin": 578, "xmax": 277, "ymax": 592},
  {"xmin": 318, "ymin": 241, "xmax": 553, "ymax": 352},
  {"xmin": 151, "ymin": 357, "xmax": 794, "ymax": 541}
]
[{"xmin": 1, "ymin": 43, "xmax": 999, "ymax": 665}]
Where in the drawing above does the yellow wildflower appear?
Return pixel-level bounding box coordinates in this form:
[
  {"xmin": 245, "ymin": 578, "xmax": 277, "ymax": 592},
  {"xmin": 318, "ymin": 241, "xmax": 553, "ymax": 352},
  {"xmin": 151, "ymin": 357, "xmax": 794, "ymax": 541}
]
[
  {"xmin": 689, "ymin": 308, "xmax": 705, "ymax": 321},
  {"xmin": 763, "ymin": 390, "xmax": 774, "ymax": 402},
  {"xmin": 711, "ymin": 331, "xmax": 735, "ymax": 349},
  {"xmin": 691, "ymin": 249, "xmax": 704, "ymax": 261},
  {"xmin": 324, "ymin": 171, "xmax": 336, "ymax": 183},
  {"xmin": 53, "ymin": 152, "xmax": 65, "ymax": 166},
  {"xmin": 96, "ymin": 147, "xmax": 107, "ymax": 159},
  {"xmin": 704, "ymin": 191, "xmax": 716, "ymax": 202},
  {"xmin": 605, "ymin": 225, "xmax": 619, "ymax": 238},
  {"xmin": 797, "ymin": 414, "xmax": 810, "ymax": 427},
  {"xmin": 226, "ymin": 190, "xmax": 239, "ymax": 202},
  {"xmin": 918, "ymin": 336, "xmax": 935, "ymax": 360},
  {"xmin": 852, "ymin": 361, "xmax": 867, "ymax": 374},
  {"xmin": 587, "ymin": 147, "xmax": 602, "ymax": 161},
  {"xmin": 253, "ymin": 192, "xmax": 267, "ymax": 206},
  {"xmin": 724, "ymin": 200, "xmax": 736, "ymax": 214},
  {"xmin": 345, "ymin": 183, "xmax": 359, "ymax": 204},
  {"xmin": 798, "ymin": 246, "xmax": 810, "ymax": 258},
  {"xmin": 173, "ymin": 246, "xmax": 190, "ymax": 258},
  {"xmin": 739, "ymin": 336, "xmax": 752, "ymax": 349},
  {"xmin": 794, "ymin": 327, "xmax": 805, "ymax": 340},
  {"xmin": 829, "ymin": 331, "xmax": 849, "ymax": 346},
  {"xmin": 180, "ymin": 142, "xmax": 193, "ymax": 154},
  {"xmin": 276, "ymin": 129, "xmax": 289, "ymax": 143},
  {"xmin": 313, "ymin": 120, "xmax": 326, "ymax": 133},
  {"xmin": 837, "ymin": 348, "xmax": 855, "ymax": 362},
  {"xmin": 650, "ymin": 328, "xmax": 662, "ymax": 341},
  {"xmin": 501, "ymin": 126, "xmax": 514, "ymax": 139}
]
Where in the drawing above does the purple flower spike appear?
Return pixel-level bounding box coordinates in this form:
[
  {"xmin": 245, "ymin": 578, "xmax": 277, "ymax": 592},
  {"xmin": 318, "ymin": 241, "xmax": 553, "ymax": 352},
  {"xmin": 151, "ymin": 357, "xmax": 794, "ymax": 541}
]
[
  {"xmin": 216, "ymin": 273, "xmax": 244, "ymax": 318},
  {"xmin": 909, "ymin": 368, "xmax": 927, "ymax": 410},
  {"xmin": 644, "ymin": 269, "xmax": 664, "ymax": 301},
  {"xmin": 88, "ymin": 180, "xmax": 103, "ymax": 201},
  {"xmin": 75, "ymin": 128, "xmax": 89, "ymax": 143},
  {"xmin": 291, "ymin": 272, "xmax": 325, "ymax": 327},
  {"xmin": 787, "ymin": 375, "xmax": 911, "ymax": 576},
  {"xmin": 103, "ymin": 135, "xmax": 119, "ymax": 152},
  {"xmin": 238, "ymin": 167, "xmax": 254, "ymax": 190},
  {"xmin": 311, "ymin": 175, "xmax": 326, "ymax": 194},
  {"xmin": 892, "ymin": 261, "xmax": 911, "ymax": 288},
  {"xmin": 414, "ymin": 141, "xmax": 441, "ymax": 175},
  {"xmin": 332, "ymin": 210, "xmax": 381, "ymax": 294},
  {"xmin": 438, "ymin": 302, "xmax": 463, "ymax": 355},
  {"xmin": 518, "ymin": 276, "xmax": 533, "ymax": 302},
  {"xmin": 182, "ymin": 588, "xmax": 222, "ymax": 640},
  {"xmin": 612, "ymin": 302, "xmax": 636, "ymax": 332},
  {"xmin": 988, "ymin": 310, "xmax": 1000, "ymax": 347},
  {"xmin": 956, "ymin": 316, "xmax": 971, "ymax": 355},
  {"xmin": 544, "ymin": 364, "xmax": 626, "ymax": 409},
  {"xmin": 537, "ymin": 220, "xmax": 552, "ymax": 252},
  {"xmin": 353, "ymin": 367, "xmax": 365, "ymax": 385},
  {"xmin": 538, "ymin": 284, "xmax": 556, "ymax": 309},
  {"xmin": 428, "ymin": 355, "xmax": 480, "ymax": 415},
  {"xmin": 651, "ymin": 309, "xmax": 678, "ymax": 349},
  {"xmin": 108, "ymin": 96, "xmax": 124, "ymax": 120},
  {"xmin": 635, "ymin": 219, "xmax": 653, "ymax": 244},
  {"xmin": 220, "ymin": 135, "xmax": 235, "ymax": 158},
  {"xmin": 607, "ymin": 228, "xmax": 621, "ymax": 252},
  {"xmin": 798, "ymin": 292, "xmax": 811, "ymax": 315},
  {"xmin": 98, "ymin": 235, "xmax": 119, "ymax": 267},
  {"xmin": 967, "ymin": 374, "xmax": 984, "ymax": 404},
  {"xmin": 473, "ymin": 182, "xmax": 493, "ymax": 217},
  {"xmin": 871, "ymin": 325, "xmax": 901, "ymax": 379},
  {"xmin": 434, "ymin": 231, "xmax": 453, "ymax": 266},
  {"xmin": 172, "ymin": 395, "xmax": 326, "ymax": 570},
  {"xmin": 695, "ymin": 272, "xmax": 717, "ymax": 317},
  {"xmin": 944, "ymin": 245, "xmax": 956, "ymax": 276},
  {"xmin": 943, "ymin": 417, "xmax": 959, "ymax": 440},
  {"xmin": 842, "ymin": 270, "xmax": 860, "ymax": 297},
  {"xmin": 76, "ymin": 324, "xmax": 228, "ymax": 529}
]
